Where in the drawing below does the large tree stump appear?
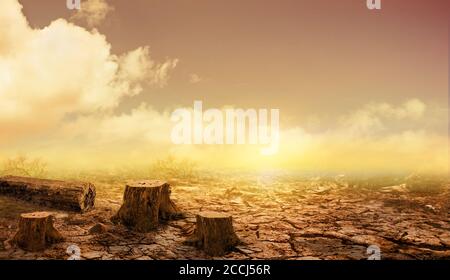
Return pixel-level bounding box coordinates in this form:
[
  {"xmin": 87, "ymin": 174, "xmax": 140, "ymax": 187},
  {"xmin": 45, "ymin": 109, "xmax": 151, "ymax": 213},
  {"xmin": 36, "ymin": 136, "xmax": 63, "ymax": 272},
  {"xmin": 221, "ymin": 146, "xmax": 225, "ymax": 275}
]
[
  {"xmin": 112, "ymin": 180, "xmax": 181, "ymax": 232},
  {"xmin": 0, "ymin": 176, "xmax": 96, "ymax": 212},
  {"xmin": 13, "ymin": 212, "xmax": 63, "ymax": 251},
  {"xmin": 186, "ymin": 212, "xmax": 240, "ymax": 256}
]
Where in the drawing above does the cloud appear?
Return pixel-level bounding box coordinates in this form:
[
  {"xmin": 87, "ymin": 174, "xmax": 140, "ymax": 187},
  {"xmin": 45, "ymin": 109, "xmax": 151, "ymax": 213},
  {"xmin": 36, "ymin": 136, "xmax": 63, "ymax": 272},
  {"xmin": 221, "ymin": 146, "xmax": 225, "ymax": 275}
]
[
  {"xmin": 59, "ymin": 103, "xmax": 172, "ymax": 146},
  {"xmin": 88, "ymin": 99, "xmax": 444, "ymax": 174},
  {"xmin": 0, "ymin": 0, "xmax": 446, "ymax": 174},
  {"xmin": 276, "ymin": 99, "xmax": 447, "ymax": 174},
  {"xmin": 117, "ymin": 47, "xmax": 178, "ymax": 92},
  {"xmin": 0, "ymin": 0, "xmax": 177, "ymax": 145},
  {"xmin": 339, "ymin": 99, "xmax": 427, "ymax": 136},
  {"xmin": 189, "ymin": 74, "xmax": 203, "ymax": 84},
  {"xmin": 70, "ymin": 0, "xmax": 114, "ymax": 28}
]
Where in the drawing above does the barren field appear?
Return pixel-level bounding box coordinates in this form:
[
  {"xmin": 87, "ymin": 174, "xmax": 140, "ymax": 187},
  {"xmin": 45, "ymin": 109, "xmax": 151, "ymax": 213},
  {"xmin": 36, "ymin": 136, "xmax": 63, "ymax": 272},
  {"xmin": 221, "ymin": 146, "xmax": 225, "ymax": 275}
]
[{"xmin": 0, "ymin": 174, "xmax": 449, "ymax": 260}]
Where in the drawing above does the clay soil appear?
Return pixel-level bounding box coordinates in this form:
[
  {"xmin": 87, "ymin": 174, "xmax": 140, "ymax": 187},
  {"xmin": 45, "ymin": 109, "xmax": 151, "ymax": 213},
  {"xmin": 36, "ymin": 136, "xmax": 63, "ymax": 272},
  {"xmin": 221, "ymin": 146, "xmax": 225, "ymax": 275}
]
[{"xmin": 0, "ymin": 175, "xmax": 449, "ymax": 260}]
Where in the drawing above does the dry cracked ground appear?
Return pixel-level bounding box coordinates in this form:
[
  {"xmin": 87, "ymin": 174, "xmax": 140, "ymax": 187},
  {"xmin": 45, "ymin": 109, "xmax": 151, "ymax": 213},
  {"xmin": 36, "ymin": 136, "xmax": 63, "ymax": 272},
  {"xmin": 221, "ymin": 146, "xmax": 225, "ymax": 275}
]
[{"xmin": 0, "ymin": 175, "xmax": 449, "ymax": 260}]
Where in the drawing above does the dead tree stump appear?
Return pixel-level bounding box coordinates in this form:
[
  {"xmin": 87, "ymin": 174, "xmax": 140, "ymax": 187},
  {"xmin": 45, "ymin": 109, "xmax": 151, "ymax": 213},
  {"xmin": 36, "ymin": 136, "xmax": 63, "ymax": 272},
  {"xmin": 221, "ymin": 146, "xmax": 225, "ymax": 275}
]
[
  {"xmin": 112, "ymin": 180, "xmax": 181, "ymax": 232},
  {"xmin": 13, "ymin": 212, "xmax": 63, "ymax": 251},
  {"xmin": 186, "ymin": 212, "xmax": 240, "ymax": 256}
]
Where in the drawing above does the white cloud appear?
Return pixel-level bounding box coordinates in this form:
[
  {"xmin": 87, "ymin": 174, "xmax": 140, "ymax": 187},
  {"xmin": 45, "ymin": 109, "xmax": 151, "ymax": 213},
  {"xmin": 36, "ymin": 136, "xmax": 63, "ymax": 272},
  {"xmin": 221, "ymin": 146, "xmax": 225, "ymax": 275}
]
[
  {"xmin": 116, "ymin": 46, "xmax": 178, "ymax": 94},
  {"xmin": 339, "ymin": 99, "xmax": 427, "ymax": 136},
  {"xmin": 0, "ymin": 0, "xmax": 177, "ymax": 144},
  {"xmin": 59, "ymin": 103, "xmax": 172, "ymax": 146},
  {"xmin": 275, "ymin": 99, "xmax": 446, "ymax": 173},
  {"xmin": 0, "ymin": 0, "xmax": 446, "ymax": 174},
  {"xmin": 70, "ymin": 0, "xmax": 114, "ymax": 28},
  {"xmin": 189, "ymin": 73, "xmax": 203, "ymax": 84}
]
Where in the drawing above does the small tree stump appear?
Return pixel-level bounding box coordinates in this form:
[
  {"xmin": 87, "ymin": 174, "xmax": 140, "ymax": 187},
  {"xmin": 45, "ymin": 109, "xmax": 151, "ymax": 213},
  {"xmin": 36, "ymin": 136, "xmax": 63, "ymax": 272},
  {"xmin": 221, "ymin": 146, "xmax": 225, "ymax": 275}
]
[
  {"xmin": 186, "ymin": 212, "xmax": 240, "ymax": 256},
  {"xmin": 13, "ymin": 212, "xmax": 63, "ymax": 251},
  {"xmin": 112, "ymin": 180, "xmax": 181, "ymax": 232}
]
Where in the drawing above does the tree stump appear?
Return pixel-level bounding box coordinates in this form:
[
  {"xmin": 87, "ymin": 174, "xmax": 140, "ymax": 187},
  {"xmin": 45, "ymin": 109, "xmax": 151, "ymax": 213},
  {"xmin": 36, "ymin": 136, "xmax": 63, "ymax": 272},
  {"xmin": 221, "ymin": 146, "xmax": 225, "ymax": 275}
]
[
  {"xmin": 13, "ymin": 212, "xmax": 63, "ymax": 251},
  {"xmin": 112, "ymin": 180, "xmax": 181, "ymax": 232},
  {"xmin": 186, "ymin": 212, "xmax": 240, "ymax": 256}
]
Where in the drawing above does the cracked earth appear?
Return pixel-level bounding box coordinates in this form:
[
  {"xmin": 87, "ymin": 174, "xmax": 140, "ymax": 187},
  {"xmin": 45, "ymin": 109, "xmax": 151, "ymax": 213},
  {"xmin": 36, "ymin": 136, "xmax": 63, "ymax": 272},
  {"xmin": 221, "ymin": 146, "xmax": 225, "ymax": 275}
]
[{"xmin": 0, "ymin": 175, "xmax": 449, "ymax": 260}]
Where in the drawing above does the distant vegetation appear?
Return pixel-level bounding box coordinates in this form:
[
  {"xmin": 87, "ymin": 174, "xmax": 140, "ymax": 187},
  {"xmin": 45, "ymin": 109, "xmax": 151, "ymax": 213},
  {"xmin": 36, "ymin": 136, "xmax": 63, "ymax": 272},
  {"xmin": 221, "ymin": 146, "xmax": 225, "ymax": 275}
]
[
  {"xmin": 0, "ymin": 155, "xmax": 48, "ymax": 178},
  {"xmin": 149, "ymin": 155, "xmax": 199, "ymax": 181},
  {"xmin": 405, "ymin": 174, "xmax": 446, "ymax": 194},
  {"xmin": 0, "ymin": 155, "xmax": 446, "ymax": 196}
]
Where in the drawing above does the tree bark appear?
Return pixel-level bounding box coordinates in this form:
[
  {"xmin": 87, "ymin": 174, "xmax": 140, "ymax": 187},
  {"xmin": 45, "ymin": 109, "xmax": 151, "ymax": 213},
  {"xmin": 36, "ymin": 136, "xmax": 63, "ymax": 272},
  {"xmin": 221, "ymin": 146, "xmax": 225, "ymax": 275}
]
[
  {"xmin": 112, "ymin": 180, "xmax": 181, "ymax": 232},
  {"xmin": 186, "ymin": 212, "xmax": 240, "ymax": 256},
  {"xmin": 159, "ymin": 183, "xmax": 182, "ymax": 220},
  {"xmin": 13, "ymin": 212, "xmax": 63, "ymax": 251},
  {"xmin": 0, "ymin": 176, "xmax": 96, "ymax": 212}
]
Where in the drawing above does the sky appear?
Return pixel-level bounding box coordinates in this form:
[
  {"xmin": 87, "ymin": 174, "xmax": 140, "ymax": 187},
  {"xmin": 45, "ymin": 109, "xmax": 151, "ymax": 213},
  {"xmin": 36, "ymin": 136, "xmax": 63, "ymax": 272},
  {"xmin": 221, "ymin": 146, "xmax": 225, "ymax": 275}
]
[{"xmin": 0, "ymin": 0, "xmax": 448, "ymax": 174}]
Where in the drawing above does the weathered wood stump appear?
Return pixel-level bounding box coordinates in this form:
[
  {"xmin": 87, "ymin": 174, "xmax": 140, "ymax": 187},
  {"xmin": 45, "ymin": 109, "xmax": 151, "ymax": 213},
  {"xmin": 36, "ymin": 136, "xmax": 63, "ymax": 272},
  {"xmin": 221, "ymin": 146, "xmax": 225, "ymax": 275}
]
[
  {"xmin": 186, "ymin": 212, "xmax": 240, "ymax": 256},
  {"xmin": 13, "ymin": 212, "xmax": 63, "ymax": 251},
  {"xmin": 112, "ymin": 180, "xmax": 181, "ymax": 232},
  {"xmin": 0, "ymin": 176, "xmax": 96, "ymax": 212}
]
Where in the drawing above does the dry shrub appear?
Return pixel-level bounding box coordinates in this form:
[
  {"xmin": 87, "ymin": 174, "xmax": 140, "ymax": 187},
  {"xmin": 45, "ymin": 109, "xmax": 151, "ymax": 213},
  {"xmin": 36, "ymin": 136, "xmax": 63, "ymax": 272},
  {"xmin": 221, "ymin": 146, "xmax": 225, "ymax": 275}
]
[
  {"xmin": 345, "ymin": 175, "xmax": 404, "ymax": 190},
  {"xmin": 149, "ymin": 156, "xmax": 198, "ymax": 180},
  {"xmin": 1, "ymin": 155, "xmax": 48, "ymax": 178},
  {"xmin": 405, "ymin": 174, "xmax": 445, "ymax": 194}
]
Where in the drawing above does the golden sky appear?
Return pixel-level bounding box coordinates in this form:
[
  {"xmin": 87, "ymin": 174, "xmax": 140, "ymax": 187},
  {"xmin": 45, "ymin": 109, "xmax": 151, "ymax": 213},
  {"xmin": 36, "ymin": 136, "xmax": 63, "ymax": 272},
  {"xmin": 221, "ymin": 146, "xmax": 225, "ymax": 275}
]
[{"xmin": 0, "ymin": 0, "xmax": 448, "ymax": 174}]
